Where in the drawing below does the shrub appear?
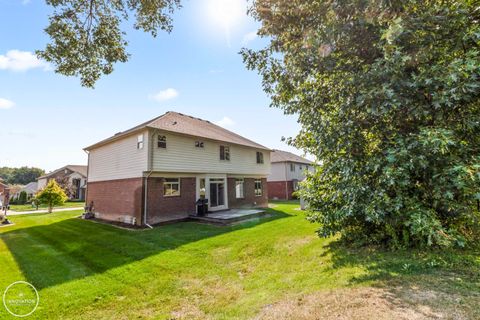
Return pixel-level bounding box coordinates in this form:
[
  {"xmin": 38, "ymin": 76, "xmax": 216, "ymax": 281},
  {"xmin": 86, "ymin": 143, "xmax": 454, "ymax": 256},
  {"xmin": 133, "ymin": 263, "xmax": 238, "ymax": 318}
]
[
  {"xmin": 18, "ymin": 191, "xmax": 27, "ymax": 205},
  {"xmin": 36, "ymin": 180, "xmax": 68, "ymax": 213}
]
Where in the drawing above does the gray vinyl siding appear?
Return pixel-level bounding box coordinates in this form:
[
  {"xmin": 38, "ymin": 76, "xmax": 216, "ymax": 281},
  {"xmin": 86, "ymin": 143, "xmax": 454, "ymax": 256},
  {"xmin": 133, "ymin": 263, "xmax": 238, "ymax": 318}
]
[
  {"xmin": 151, "ymin": 132, "xmax": 270, "ymax": 176},
  {"xmin": 88, "ymin": 130, "xmax": 149, "ymax": 182}
]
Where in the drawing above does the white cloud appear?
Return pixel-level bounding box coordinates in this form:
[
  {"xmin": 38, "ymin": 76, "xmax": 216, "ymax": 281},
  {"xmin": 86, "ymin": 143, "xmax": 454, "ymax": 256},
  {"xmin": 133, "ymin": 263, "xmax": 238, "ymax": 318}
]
[
  {"xmin": 0, "ymin": 50, "xmax": 50, "ymax": 72},
  {"xmin": 0, "ymin": 98, "xmax": 15, "ymax": 110},
  {"xmin": 149, "ymin": 88, "xmax": 179, "ymax": 102},
  {"xmin": 215, "ymin": 116, "xmax": 235, "ymax": 128},
  {"xmin": 21, "ymin": 0, "xmax": 31, "ymax": 5},
  {"xmin": 242, "ymin": 31, "xmax": 258, "ymax": 45}
]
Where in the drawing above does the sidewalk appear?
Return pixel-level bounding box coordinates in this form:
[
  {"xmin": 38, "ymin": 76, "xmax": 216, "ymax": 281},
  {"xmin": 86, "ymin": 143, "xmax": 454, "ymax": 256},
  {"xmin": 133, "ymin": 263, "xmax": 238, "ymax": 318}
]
[{"xmin": 6, "ymin": 207, "xmax": 84, "ymax": 216}]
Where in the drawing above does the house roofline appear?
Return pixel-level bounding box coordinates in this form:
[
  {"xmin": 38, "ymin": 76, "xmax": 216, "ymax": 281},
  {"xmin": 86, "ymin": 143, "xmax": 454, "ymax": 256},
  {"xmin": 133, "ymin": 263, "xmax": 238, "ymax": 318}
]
[
  {"xmin": 271, "ymin": 159, "xmax": 313, "ymax": 165},
  {"xmin": 84, "ymin": 126, "xmax": 272, "ymax": 152},
  {"xmin": 37, "ymin": 165, "xmax": 88, "ymax": 180}
]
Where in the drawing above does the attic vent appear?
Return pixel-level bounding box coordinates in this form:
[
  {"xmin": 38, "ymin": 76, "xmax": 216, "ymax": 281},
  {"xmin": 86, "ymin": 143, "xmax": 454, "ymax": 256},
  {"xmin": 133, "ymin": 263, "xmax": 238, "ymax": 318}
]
[{"xmin": 172, "ymin": 121, "xmax": 177, "ymax": 125}]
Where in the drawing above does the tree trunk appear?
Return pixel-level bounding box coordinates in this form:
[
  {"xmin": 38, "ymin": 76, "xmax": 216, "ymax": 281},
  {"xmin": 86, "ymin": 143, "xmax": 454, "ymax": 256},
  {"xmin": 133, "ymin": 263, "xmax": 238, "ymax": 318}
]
[{"xmin": 48, "ymin": 204, "xmax": 53, "ymax": 213}]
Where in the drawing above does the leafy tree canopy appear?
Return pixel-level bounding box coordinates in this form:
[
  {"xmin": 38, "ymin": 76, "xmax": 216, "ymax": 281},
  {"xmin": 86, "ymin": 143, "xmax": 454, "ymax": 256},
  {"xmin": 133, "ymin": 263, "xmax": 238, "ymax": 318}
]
[
  {"xmin": 243, "ymin": 0, "xmax": 480, "ymax": 248},
  {"xmin": 37, "ymin": 0, "xmax": 181, "ymax": 87},
  {"xmin": 0, "ymin": 167, "xmax": 46, "ymax": 185},
  {"xmin": 36, "ymin": 180, "xmax": 68, "ymax": 213}
]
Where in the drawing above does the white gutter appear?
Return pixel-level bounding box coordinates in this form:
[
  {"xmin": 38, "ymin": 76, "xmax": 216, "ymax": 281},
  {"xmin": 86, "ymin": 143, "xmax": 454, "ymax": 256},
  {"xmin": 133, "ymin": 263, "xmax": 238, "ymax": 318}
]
[
  {"xmin": 143, "ymin": 172, "xmax": 153, "ymax": 229},
  {"xmin": 285, "ymin": 162, "xmax": 289, "ymax": 200},
  {"xmin": 143, "ymin": 128, "xmax": 158, "ymax": 229},
  {"xmin": 83, "ymin": 150, "xmax": 90, "ymax": 204}
]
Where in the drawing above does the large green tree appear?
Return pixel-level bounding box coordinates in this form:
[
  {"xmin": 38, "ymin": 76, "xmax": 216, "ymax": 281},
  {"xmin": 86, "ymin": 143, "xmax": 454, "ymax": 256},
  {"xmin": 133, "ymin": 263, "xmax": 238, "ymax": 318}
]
[
  {"xmin": 0, "ymin": 167, "xmax": 45, "ymax": 185},
  {"xmin": 243, "ymin": 0, "xmax": 480, "ymax": 248},
  {"xmin": 38, "ymin": 0, "xmax": 181, "ymax": 87}
]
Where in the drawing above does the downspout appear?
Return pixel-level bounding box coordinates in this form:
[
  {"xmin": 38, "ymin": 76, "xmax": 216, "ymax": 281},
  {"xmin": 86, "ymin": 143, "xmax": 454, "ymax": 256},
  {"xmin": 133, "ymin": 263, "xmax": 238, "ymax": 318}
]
[
  {"xmin": 143, "ymin": 128, "xmax": 157, "ymax": 229},
  {"xmin": 83, "ymin": 150, "xmax": 90, "ymax": 206},
  {"xmin": 143, "ymin": 172, "xmax": 153, "ymax": 229}
]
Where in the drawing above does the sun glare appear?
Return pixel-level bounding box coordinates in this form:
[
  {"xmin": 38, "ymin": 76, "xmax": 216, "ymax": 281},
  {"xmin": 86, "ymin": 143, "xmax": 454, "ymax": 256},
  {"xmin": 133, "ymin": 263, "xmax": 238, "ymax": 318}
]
[{"xmin": 205, "ymin": 0, "xmax": 247, "ymax": 44}]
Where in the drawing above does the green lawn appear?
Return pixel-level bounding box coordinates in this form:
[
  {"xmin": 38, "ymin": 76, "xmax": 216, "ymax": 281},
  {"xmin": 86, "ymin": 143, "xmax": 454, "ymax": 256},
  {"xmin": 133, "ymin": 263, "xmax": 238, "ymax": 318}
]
[
  {"xmin": 9, "ymin": 201, "xmax": 85, "ymax": 212},
  {"xmin": 0, "ymin": 202, "xmax": 478, "ymax": 319}
]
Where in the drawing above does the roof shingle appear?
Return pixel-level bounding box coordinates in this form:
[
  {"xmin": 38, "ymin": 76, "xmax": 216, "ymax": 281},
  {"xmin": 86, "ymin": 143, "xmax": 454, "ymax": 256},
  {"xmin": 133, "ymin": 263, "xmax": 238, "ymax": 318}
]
[
  {"xmin": 271, "ymin": 149, "xmax": 313, "ymax": 164},
  {"xmin": 85, "ymin": 111, "xmax": 270, "ymax": 151},
  {"xmin": 38, "ymin": 165, "xmax": 88, "ymax": 179}
]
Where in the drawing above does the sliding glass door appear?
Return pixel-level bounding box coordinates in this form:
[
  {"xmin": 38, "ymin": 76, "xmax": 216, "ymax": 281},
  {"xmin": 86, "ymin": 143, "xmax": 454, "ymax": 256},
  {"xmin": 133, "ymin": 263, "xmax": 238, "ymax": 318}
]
[{"xmin": 209, "ymin": 178, "xmax": 225, "ymax": 209}]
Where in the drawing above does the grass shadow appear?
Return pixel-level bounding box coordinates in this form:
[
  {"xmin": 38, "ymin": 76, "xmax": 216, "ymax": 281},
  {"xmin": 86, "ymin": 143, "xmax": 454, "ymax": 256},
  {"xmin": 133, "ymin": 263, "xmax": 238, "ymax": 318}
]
[
  {"xmin": 0, "ymin": 207, "xmax": 290, "ymax": 290},
  {"xmin": 319, "ymin": 240, "xmax": 480, "ymax": 318},
  {"xmin": 323, "ymin": 240, "xmax": 480, "ymax": 284}
]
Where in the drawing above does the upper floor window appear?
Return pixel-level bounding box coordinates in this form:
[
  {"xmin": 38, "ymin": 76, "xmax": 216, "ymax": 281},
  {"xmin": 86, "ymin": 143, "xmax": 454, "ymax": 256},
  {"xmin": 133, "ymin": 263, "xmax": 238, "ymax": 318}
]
[
  {"xmin": 195, "ymin": 141, "xmax": 204, "ymax": 148},
  {"xmin": 220, "ymin": 146, "xmax": 230, "ymax": 161},
  {"xmin": 235, "ymin": 179, "xmax": 245, "ymax": 198},
  {"xmin": 254, "ymin": 179, "xmax": 263, "ymax": 197},
  {"xmin": 164, "ymin": 178, "xmax": 180, "ymax": 197},
  {"xmin": 158, "ymin": 135, "xmax": 166, "ymax": 148},
  {"xmin": 137, "ymin": 134, "xmax": 144, "ymax": 149},
  {"xmin": 256, "ymin": 152, "xmax": 264, "ymax": 164},
  {"xmin": 290, "ymin": 163, "xmax": 295, "ymax": 172}
]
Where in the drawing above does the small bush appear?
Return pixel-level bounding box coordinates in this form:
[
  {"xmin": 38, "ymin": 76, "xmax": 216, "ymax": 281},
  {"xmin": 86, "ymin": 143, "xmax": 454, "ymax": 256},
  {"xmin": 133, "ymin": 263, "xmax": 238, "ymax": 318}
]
[
  {"xmin": 36, "ymin": 180, "xmax": 68, "ymax": 213},
  {"xmin": 18, "ymin": 191, "xmax": 27, "ymax": 205}
]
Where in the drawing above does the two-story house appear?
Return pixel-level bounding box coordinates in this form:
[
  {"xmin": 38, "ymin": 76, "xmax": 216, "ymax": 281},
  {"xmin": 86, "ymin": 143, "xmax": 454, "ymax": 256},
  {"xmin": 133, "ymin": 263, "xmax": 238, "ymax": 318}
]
[
  {"xmin": 267, "ymin": 149, "xmax": 314, "ymax": 200},
  {"xmin": 37, "ymin": 165, "xmax": 88, "ymax": 201},
  {"xmin": 84, "ymin": 111, "xmax": 271, "ymax": 226}
]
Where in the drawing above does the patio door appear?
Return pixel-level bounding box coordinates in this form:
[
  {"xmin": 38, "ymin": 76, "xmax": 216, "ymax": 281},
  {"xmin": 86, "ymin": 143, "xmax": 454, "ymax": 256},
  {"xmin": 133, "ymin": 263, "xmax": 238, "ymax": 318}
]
[
  {"xmin": 209, "ymin": 178, "xmax": 226, "ymax": 211},
  {"xmin": 196, "ymin": 176, "xmax": 228, "ymax": 212}
]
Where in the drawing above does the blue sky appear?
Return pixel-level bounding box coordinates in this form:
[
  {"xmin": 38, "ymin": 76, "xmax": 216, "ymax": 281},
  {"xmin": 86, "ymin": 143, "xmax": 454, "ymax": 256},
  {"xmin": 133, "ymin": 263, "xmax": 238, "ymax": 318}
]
[{"xmin": 0, "ymin": 0, "xmax": 302, "ymax": 171}]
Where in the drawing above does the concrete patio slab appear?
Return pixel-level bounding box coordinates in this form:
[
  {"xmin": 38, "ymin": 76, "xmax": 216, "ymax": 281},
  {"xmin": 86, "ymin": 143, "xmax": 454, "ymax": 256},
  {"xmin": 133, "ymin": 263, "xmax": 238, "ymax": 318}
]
[{"xmin": 189, "ymin": 208, "xmax": 267, "ymax": 225}]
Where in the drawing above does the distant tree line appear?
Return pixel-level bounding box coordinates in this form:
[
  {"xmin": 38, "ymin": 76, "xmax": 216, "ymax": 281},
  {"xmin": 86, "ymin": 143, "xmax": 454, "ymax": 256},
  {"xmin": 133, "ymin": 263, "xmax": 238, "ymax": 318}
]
[{"xmin": 0, "ymin": 167, "xmax": 46, "ymax": 185}]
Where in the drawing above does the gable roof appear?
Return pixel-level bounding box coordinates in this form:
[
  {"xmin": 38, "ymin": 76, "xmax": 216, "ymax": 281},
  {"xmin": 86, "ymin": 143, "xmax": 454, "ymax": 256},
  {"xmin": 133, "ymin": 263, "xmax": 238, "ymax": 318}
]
[
  {"xmin": 84, "ymin": 111, "xmax": 270, "ymax": 151},
  {"xmin": 21, "ymin": 182, "xmax": 38, "ymax": 193},
  {"xmin": 271, "ymin": 149, "xmax": 313, "ymax": 165},
  {"xmin": 38, "ymin": 165, "xmax": 88, "ymax": 180}
]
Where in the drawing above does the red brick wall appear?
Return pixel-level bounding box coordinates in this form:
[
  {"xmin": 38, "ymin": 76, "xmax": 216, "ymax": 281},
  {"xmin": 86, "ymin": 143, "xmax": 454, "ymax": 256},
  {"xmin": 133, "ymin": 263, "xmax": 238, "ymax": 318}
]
[
  {"xmin": 146, "ymin": 177, "xmax": 196, "ymax": 225},
  {"xmin": 227, "ymin": 178, "xmax": 268, "ymax": 208},
  {"xmin": 86, "ymin": 178, "xmax": 144, "ymax": 225},
  {"xmin": 267, "ymin": 181, "xmax": 294, "ymax": 200}
]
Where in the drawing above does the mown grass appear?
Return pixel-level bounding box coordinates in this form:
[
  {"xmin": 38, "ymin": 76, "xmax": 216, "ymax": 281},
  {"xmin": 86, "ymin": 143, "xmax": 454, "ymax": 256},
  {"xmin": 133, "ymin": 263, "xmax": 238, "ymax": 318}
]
[
  {"xmin": 0, "ymin": 202, "xmax": 478, "ymax": 319},
  {"xmin": 9, "ymin": 201, "xmax": 85, "ymax": 212}
]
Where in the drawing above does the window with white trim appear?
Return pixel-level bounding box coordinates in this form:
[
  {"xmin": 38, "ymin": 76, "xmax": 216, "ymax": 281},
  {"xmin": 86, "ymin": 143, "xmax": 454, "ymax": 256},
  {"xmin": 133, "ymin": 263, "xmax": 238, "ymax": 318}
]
[
  {"xmin": 254, "ymin": 179, "xmax": 262, "ymax": 197},
  {"xmin": 256, "ymin": 152, "xmax": 264, "ymax": 164},
  {"xmin": 220, "ymin": 146, "xmax": 230, "ymax": 161},
  {"xmin": 235, "ymin": 179, "xmax": 245, "ymax": 198},
  {"xmin": 158, "ymin": 135, "xmax": 166, "ymax": 148},
  {"xmin": 137, "ymin": 134, "xmax": 144, "ymax": 149},
  {"xmin": 164, "ymin": 178, "xmax": 180, "ymax": 197},
  {"xmin": 195, "ymin": 141, "xmax": 204, "ymax": 148},
  {"xmin": 290, "ymin": 163, "xmax": 295, "ymax": 172}
]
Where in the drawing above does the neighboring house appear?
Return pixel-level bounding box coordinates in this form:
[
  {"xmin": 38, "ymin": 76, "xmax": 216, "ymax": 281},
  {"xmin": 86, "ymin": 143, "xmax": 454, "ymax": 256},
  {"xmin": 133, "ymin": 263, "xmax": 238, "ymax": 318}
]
[
  {"xmin": 0, "ymin": 181, "xmax": 10, "ymax": 207},
  {"xmin": 267, "ymin": 149, "xmax": 314, "ymax": 200},
  {"xmin": 13, "ymin": 182, "xmax": 38, "ymax": 200},
  {"xmin": 37, "ymin": 165, "xmax": 88, "ymax": 201},
  {"xmin": 84, "ymin": 111, "xmax": 271, "ymax": 226}
]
